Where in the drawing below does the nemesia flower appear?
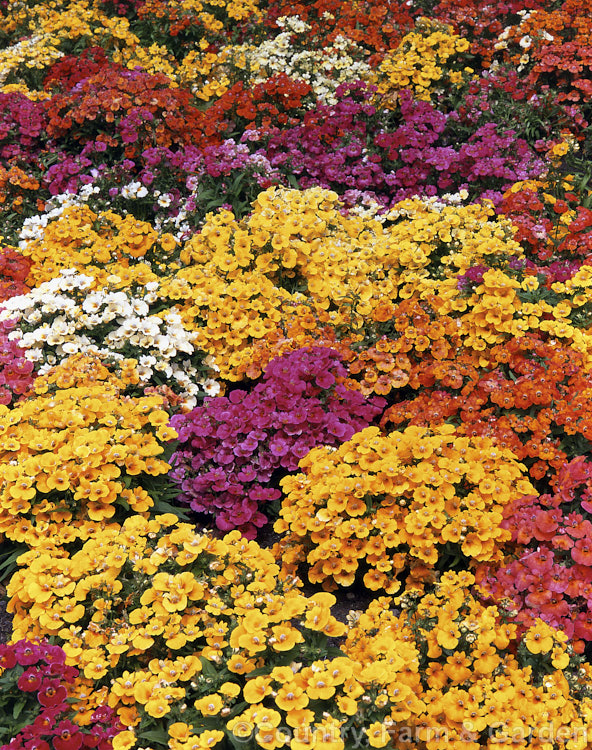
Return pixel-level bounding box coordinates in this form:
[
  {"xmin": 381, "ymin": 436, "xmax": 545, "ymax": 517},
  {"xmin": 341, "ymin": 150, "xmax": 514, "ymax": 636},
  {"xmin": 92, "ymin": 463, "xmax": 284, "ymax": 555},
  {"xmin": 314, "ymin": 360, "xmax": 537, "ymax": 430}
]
[
  {"xmin": 275, "ymin": 424, "xmax": 535, "ymax": 592},
  {"xmin": 170, "ymin": 347, "xmax": 385, "ymax": 537}
]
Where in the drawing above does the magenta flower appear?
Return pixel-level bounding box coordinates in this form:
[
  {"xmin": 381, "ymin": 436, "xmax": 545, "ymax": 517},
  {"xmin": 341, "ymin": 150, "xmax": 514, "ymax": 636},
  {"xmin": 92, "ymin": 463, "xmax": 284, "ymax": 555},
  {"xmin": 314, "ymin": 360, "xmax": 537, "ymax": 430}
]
[
  {"xmin": 170, "ymin": 347, "xmax": 385, "ymax": 537},
  {"xmin": 17, "ymin": 669, "xmax": 43, "ymax": 693}
]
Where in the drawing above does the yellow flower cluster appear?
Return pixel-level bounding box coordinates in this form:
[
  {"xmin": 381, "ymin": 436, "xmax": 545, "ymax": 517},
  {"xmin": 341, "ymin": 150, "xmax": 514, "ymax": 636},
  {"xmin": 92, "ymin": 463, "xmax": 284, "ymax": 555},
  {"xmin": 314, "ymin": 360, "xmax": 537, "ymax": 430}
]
[
  {"xmin": 371, "ymin": 17, "xmax": 473, "ymax": 105},
  {"xmin": 0, "ymin": 0, "xmax": 192, "ymax": 91},
  {"xmin": 178, "ymin": 44, "xmax": 252, "ymax": 101},
  {"xmin": 7, "ymin": 515, "xmax": 368, "ymax": 735},
  {"xmin": 0, "ymin": 32, "xmax": 64, "ymax": 89},
  {"xmin": 377, "ymin": 195, "xmax": 524, "ymax": 299},
  {"xmin": 133, "ymin": 0, "xmax": 263, "ymax": 98},
  {"xmin": 344, "ymin": 572, "xmax": 592, "ymax": 749},
  {"xmin": 274, "ymin": 425, "xmax": 535, "ymax": 593},
  {"xmin": 178, "ymin": 188, "xmax": 531, "ymax": 352},
  {"xmin": 0, "ymin": 354, "xmax": 174, "ymax": 547},
  {"xmin": 111, "ymin": 39, "xmax": 178, "ymax": 81},
  {"xmin": 160, "ymin": 263, "xmax": 293, "ymax": 380},
  {"xmin": 19, "ymin": 204, "xmax": 178, "ymax": 287},
  {"xmin": 0, "ymin": 0, "xmax": 106, "ymax": 88},
  {"xmin": 439, "ymin": 267, "xmax": 524, "ymax": 350}
]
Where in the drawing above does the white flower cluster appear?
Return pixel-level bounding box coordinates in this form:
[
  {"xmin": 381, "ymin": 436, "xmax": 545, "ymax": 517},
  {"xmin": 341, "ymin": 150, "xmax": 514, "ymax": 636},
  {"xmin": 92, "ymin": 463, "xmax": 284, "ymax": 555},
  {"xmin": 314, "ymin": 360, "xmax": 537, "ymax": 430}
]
[
  {"xmin": 237, "ymin": 16, "xmax": 371, "ymax": 105},
  {"xmin": 18, "ymin": 192, "xmax": 84, "ymax": 247},
  {"xmin": 0, "ymin": 269, "xmax": 216, "ymax": 408},
  {"xmin": 153, "ymin": 206, "xmax": 192, "ymax": 242},
  {"xmin": 121, "ymin": 181, "xmax": 149, "ymax": 199},
  {"xmin": 17, "ymin": 185, "xmax": 103, "ymax": 248}
]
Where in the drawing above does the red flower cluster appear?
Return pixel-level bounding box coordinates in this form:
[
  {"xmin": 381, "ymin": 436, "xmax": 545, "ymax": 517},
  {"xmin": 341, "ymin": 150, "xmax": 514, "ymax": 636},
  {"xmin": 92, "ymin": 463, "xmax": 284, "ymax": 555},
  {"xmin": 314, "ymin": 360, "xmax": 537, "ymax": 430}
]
[
  {"xmin": 499, "ymin": 178, "xmax": 592, "ymax": 263},
  {"xmin": 206, "ymin": 74, "xmax": 313, "ymax": 136},
  {"xmin": 263, "ymin": 0, "xmax": 416, "ymax": 58},
  {"xmin": 477, "ymin": 456, "xmax": 592, "ymax": 652},
  {"xmin": 0, "ymin": 247, "xmax": 32, "ymax": 301},
  {"xmin": 43, "ymin": 65, "xmax": 209, "ymax": 157},
  {"xmin": 43, "ymin": 47, "xmax": 111, "ymax": 93},
  {"xmin": 382, "ymin": 333, "xmax": 592, "ymax": 483},
  {"xmin": 0, "ymin": 640, "xmax": 123, "ymax": 750}
]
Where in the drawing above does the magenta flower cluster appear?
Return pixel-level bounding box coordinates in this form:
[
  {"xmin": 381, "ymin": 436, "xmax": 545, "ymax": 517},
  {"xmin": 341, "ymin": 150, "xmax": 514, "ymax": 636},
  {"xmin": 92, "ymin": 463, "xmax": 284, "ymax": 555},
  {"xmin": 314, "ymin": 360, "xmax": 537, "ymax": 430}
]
[
  {"xmin": 44, "ymin": 139, "xmax": 281, "ymax": 230},
  {"xmin": 0, "ymin": 319, "xmax": 35, "ymax": 405},
  {"xmin": 0, "ymin": 93, "xmax": 47, "ymax": 167},
  {"xmin": 456, "ymin": 263, "xmax": 489, "ymax": 292},
  {"xmin": 0, "ymin": 639, "xmax": 122, "ymax": 750},
  {"xmin": 169, "ymin": 347, "xmax": 386, "ymax": 538},
  {"xmin": 244, "ymin": 83, "xmax": 545, "ymax": 207}
]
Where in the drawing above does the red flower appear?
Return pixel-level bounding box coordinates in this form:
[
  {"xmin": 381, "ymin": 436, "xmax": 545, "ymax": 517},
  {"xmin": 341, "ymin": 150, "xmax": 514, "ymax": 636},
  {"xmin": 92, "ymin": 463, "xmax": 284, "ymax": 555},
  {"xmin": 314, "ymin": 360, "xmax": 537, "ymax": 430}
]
[
  {"xmin": 574, "ymin": 612, "xmax": 592, "ymax": 640},
  {"xmin": 0, "ymin": 644, "xmax": 17, "ymax": 669},
  {"xmin": 38, "ymin": 682, "xmax": 68, "ymax": 708},
  {"xmin": 15, "ymin": 643, "xmax": 41, "ymax": 665},
  {"xmin": 524, "ymin": 549, "xmax": 554, "ymax": 576},
  {"xmin": 525, "ymin": 586, "xmax": 552, "ymax": 608},
  {"xmin": 24, "ymin": 741, "xmax": 51, "ymax": 750},
  {"xmin": 539, "ymin": 594, "xmax": 569, "ymax": 622},
  {"xmin": 564, "ymin": 514, "xmax": 591, "ymax": 539},
  {"xmin": 53, "ymin": 722, "xmax": 83, "ymax": 750},
  {"xmin": 17, "ymin": 667, "xmax": 43, "ymax": 692},
  {"xmin": 533, "ymin": 509, "xmax": 559, "ymax": 539},
  {"xmin": 551, "ymin": 533, "xmax": 574, "ymax": 551}
]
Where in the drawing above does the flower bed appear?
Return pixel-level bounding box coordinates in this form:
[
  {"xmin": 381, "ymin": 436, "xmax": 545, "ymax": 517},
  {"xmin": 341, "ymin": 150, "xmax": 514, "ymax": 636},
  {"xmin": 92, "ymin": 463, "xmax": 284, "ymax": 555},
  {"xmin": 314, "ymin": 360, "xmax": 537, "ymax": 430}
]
[{"xmin": 1, "ymin": 1, "xmax": 592, "ymax": 749}]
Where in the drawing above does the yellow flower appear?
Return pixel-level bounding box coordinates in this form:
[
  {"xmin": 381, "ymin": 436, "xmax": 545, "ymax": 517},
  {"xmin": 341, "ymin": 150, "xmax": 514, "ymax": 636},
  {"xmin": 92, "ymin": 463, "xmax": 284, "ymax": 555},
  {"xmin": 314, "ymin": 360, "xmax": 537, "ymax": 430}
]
[
  {"xmin": 194, "ymin": 694, "xmax": 224, "ymax": 716},
  {"xmin": 243, "ymin": 676, "xmax": 273, "ymax": 704},
  {"xmin": 523, "ymin": 621, "xmax": 555, "ymax": 654},
  {"xmin": 365, "ymin": 722, "xmax": 391, "ymax": 748},
  {"xmin": 112, "ymin": 731, "xmax": 137, "ymax": 750}
]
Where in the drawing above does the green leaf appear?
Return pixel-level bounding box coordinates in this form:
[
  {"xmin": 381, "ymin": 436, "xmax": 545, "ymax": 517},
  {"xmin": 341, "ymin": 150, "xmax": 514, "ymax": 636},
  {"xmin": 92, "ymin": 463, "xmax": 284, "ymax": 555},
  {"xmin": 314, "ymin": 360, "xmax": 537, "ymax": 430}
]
[
  {"xmin": 12, "ymin": 697, "xmax": 27, "ymax": 720},
  {"xmin": 199, "ymin": 655, "xmax": 221, "ymax": 678},
  {"xmin": 227, "ymin": 728, "xmax": 252, "ymax": 750},
  {"xmin": 0, "ymin": 542, "xmax": 28, "ymax": 580},
  {"xmin": 137, "ymin": 727, "xmax": 169, "ymax": 748},
  {"xmin": 152, "ymin": 498, "xmax": 190, "ymax": 520}
]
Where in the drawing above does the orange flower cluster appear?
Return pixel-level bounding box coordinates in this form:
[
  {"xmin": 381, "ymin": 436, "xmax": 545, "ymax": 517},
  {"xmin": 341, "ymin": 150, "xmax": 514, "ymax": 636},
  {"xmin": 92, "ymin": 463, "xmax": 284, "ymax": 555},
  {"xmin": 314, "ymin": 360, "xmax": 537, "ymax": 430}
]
[
  {"xmin": 274, "ymin": 425, "xmax": 534, "ymax": 593},
  {"xmin": 489, "ymin": 1, "xmax": 592, "ymax": 106},
  {"xmin": 346, "ymin": 297, "xmax": 467, "ymax": 397},
  {"xmin": 19, "ymin": 204, "xmax": 172, "ymax": 288},
  {"xmin": 383, "ymin": 332, "xmax": 592, "ymax": 483}
]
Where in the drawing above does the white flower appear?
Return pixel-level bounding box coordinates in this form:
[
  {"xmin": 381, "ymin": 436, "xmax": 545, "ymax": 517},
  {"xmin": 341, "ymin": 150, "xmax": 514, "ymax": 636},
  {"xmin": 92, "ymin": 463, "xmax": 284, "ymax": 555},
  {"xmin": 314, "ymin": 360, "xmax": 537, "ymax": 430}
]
[
  {"xmin": 203, "ymin": 379, "xmax": 221, "ymax": 397},
  {"xmin": 59, "ymin": 341, "xmax": 81, "ymax": 354},
  {"xmin": 136, "ymin": 365, "xmax": 153, "ymax": 380},
  {"xmin": 131, "ymin": 299, "xmax": 149, "ymax": 316},
  {"xmin": 82, "ymin": 294, "xmax": 105, "ymax": 313},
  {"xmin": 519, "ymin": 35, "xmax": 532, "ymax": 49},
  {"xmin": 121, "ymin": 181, "xmax": 148, "ymax": 199},
  {"xmin": 25, "ymin": 348, "xmax": 43, "ymax": 361},
  {"xmin": 139, "ymin": 319, "xmax": 161, "ymax": 336}
]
